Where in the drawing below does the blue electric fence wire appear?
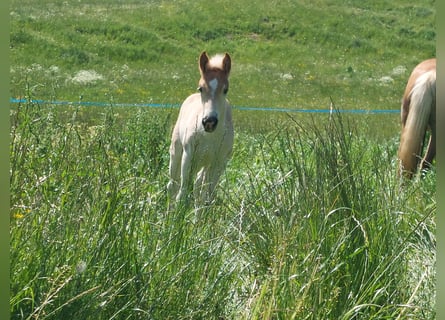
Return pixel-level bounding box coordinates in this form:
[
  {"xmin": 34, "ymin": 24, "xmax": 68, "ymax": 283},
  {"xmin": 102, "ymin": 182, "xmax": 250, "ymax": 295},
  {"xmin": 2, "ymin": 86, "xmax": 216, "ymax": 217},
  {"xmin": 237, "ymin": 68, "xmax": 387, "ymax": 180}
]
[{"xmin": 9, "ymin": 98, "xmax": 400, "ymax": 114}]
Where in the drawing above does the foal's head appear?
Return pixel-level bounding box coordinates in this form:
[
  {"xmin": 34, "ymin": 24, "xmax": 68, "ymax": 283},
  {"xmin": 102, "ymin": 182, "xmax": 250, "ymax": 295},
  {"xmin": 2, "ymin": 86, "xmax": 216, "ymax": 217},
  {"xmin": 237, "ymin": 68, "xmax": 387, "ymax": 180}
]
[{"xmin": 197, "ymin": 51, "xmax": 231, "ymax": 132}]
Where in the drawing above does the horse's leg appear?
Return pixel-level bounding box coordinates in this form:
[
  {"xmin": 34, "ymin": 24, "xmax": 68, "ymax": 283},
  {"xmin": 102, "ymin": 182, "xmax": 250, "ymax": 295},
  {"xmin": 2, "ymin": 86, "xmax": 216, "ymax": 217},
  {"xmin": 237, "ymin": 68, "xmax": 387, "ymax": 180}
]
[
  {"xmin": 194, "ymin": 168, "xmax": 206, "ymax": 203},
  {"xmin": 205, "ymin": 160, "xmax": 227, "ymax": 204},
  {"xmin": 204, "ymin": 136, "xmax": 233, "ymax": 203},
  {"xmin": 420, "ymin": 96, "xmax": 436, "ymax": 173},
  {"xmin": 177, "ymin": 149, "xmax": 193, "ymax": 202},
  {"xmin": 421, "ymin": 135, "xmax": 435, "ymax": 171},
  {"xmin": 421, "ymin": 120, "xmax": 436, "ymax": 172},
  {"xmin": 167, "ymin": 133, "xmax": 182, "ymax": 201}
]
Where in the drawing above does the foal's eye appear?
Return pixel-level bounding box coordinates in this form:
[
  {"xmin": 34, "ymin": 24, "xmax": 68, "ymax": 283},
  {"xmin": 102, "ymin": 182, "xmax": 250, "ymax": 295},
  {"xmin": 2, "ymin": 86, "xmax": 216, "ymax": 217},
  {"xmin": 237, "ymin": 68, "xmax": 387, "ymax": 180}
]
[
  {"xmin": 197, "ymin": 87, "xmax": 203, "ymax": 93},
  {"xmin": 223, "ymin": 87, "xmax": 229, "ymax": 94}
]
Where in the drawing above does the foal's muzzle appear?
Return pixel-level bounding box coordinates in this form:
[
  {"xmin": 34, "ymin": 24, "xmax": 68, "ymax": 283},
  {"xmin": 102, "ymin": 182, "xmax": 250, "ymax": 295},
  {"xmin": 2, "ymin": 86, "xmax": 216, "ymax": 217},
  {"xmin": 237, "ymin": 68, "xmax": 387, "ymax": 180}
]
[{"xmin": 202, "ymin": 115, "xmax": 218, "ymax": 132}]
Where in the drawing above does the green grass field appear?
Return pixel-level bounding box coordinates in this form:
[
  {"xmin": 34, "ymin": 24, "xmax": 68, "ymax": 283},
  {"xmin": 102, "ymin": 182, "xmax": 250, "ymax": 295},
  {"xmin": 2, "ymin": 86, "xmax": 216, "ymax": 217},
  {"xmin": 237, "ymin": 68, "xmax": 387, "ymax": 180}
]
[{"xmin": 10, "ymin": 0, "xmax": 436, "ymax": 319}]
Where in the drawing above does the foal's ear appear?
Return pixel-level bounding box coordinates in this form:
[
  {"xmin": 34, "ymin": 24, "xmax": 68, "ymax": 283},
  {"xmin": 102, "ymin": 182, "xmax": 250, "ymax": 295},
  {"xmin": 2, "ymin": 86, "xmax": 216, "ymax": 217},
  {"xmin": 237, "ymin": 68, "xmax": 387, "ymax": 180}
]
[
  {"xmin": 223, "ymin": 53, "xmax": 231, "ymax": 74},
  {"xmin": 199, "ymin": 51, "xmax": 209, "ymax": 73}
]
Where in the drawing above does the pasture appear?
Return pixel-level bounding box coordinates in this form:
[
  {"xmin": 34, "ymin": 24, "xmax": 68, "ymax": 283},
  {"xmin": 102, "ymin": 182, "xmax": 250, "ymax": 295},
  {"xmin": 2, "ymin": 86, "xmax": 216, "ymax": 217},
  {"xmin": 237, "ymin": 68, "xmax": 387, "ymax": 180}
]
[{"xmin": 10, "ymin": 0, "xmax": 436, "ymax": 319}]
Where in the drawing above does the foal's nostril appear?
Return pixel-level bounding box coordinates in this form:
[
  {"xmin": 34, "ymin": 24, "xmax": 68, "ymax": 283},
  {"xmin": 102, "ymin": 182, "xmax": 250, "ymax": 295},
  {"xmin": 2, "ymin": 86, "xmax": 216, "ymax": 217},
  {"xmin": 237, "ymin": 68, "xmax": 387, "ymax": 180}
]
[{"xmin": 202, "ymin": 116, "xmax": 218, "ymax": 132}]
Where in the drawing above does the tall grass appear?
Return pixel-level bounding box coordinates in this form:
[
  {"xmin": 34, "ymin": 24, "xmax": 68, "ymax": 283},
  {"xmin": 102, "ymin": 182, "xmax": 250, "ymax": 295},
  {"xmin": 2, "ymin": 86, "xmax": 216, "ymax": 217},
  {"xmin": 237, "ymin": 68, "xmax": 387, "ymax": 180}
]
[
  {"xmin": 10, "ymin": 99, "xmax": 435, "ymax": 319},
  {"xmin": 223, "ymin": 110, "xmax": 435, "ymax": 319}
]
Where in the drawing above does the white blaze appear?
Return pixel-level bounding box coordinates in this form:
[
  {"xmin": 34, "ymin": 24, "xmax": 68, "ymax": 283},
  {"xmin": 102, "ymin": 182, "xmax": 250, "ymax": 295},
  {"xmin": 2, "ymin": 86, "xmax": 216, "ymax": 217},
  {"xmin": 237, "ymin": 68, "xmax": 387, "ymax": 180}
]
[{"xmin": 209, "ymin": 78, "xmax": 218, "ymax": 97}]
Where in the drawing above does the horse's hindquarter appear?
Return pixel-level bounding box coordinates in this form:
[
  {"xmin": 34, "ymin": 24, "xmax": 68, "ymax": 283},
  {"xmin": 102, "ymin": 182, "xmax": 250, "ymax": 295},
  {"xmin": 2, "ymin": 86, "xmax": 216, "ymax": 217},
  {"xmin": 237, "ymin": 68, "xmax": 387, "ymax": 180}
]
[
  {"xmin": 402, "ymin": 59, "xmax": 436, "ymax": 120},
  {"xmin": 398, "ymin": 58, "xmax": 436, "ymax": 177}
]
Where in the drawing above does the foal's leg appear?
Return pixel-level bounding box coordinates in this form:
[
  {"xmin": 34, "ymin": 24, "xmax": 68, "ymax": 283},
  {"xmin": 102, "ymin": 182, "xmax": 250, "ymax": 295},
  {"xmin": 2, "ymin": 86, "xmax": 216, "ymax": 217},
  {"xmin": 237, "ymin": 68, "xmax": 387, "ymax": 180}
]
[
  {"xmin": 167, "ymin": 136, "xmax": 182, "ymax": 200},
  {"xmin": 177, "ymin": 149, "xmax": 194, "ymax": 202},
  {"xmin": 205, "ymin": 160, "xmax": 227, "ymax": 204},
  {"xmin": 194, "ymin": 168, "xmax": 207, "ymax": 203}
]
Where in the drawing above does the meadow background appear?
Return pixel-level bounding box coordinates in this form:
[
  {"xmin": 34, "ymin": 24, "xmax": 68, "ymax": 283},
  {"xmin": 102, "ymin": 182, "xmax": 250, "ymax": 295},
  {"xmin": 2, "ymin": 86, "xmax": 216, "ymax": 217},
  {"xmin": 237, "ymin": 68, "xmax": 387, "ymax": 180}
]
[{"xmin": 9, "ymin": 0, "xmax": 436, "ymax": 319}]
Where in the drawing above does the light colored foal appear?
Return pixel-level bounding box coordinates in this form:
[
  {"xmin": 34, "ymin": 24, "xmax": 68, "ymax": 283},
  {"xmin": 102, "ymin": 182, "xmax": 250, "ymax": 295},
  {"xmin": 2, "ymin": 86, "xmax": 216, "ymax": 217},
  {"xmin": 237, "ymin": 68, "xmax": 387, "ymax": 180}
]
[{"xmin": 168, "ymin": 51, "xmax": 233, "ymax": 204}]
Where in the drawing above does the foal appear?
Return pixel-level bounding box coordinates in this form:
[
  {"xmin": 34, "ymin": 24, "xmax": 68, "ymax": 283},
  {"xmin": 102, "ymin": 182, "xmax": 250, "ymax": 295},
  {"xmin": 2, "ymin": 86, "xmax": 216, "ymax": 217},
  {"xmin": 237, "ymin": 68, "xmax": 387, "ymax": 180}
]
[
  {"xmin": 398, "ymin": 58, "xmax": 436, "ymax": 178},
  {"xmin": 168, "ymin": 52, "xmax": 234, "ymax": 204}
]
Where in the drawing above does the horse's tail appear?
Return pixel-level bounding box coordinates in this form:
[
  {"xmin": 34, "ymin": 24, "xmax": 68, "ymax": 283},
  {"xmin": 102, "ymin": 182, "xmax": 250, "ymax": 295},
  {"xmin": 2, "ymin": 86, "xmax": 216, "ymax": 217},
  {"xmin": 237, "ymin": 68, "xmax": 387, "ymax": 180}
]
[{"xmin": 398, "ymin": 70, "xmax": 436, "ymax": 178}]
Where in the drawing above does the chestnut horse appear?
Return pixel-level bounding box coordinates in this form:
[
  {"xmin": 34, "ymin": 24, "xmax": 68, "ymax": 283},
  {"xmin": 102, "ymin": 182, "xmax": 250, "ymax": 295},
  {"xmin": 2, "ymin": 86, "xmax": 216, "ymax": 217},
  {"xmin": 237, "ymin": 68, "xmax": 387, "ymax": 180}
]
[
  {"xmin": 168, "ymin": 52, "xmax": 233, "ymax": 204},
  {"xmin": 398, "ymin": 58, "xmax": 436, "ymax": 178}
]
